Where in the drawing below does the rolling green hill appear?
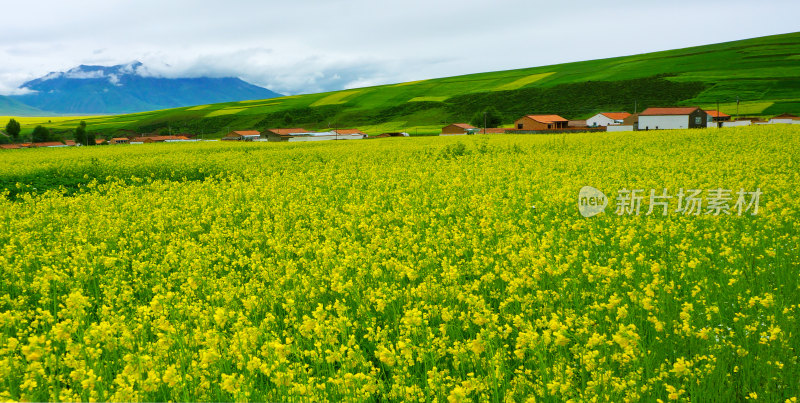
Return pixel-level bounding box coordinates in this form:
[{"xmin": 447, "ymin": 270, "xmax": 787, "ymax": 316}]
[
  {"xmin": 0, "ymin": 95, "xmax": 47, "ymax": 117},
  {"xmin": 4, "ymin": 31, "xmax": 800, "ymax": 137}
]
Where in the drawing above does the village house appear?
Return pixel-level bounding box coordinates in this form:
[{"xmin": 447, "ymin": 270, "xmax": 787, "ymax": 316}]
[
  {"xmin": 130, "ymin": 135, "xmax": 191, "ymax": 144},
  {"xmin": 441, "ymin": 123, "xmax": 477, "ymax": 135},
  {"xmin": 587, "ymin": 112, "xmax": 631, "ymax": 127},
  {"xmin": 334, "ymin": 129, "xmax": 367, "ymax": 136},
  {"xmin": 31, "ymin": 140, "xmax": 77, "ymax": 148},
  {"xmin": 221, "ymin": 130, "xmax": 261, "ymax": 141},
  {"xmin": 706, "ymin": 110, "xmax": 731, "ymax": 122},
  {"xmin": 261, "ymin": 128, "xmax": 309, "ymax": 139},
  {"xmin": 374, "ymin": 132, "xmax": 411, "ymax": 138},
  {"xmin": 514, "ymin": 115, "xmax": 569, "ymax": 130},
  {"xmin": 769, "ymin": 113, "xmax": 800, "ymax": 124},
  {"xmin": 638, "ymin": 107, "xmax": 707, "ymax": 130},
  {"xmin": 280, "ymin": 131, "xmax": 362, "ymax": 142}
]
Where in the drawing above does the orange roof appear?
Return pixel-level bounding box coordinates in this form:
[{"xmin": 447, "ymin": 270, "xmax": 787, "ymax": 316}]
[
  {"xmin": 449, "ymin": 123, "xmax": 475, "ymax": 129},
  {"xmin": 232, "ymin": 130, "xmax": 261, "ymax": 136},
  {"xmin": 32, "ymin": 141, "xmax": 70, "ymax": 147},
  {"xmin": 640, "ymin": 107, "xmax": 701, "ymax": 116},
  {"xmin": 267, "ymin": 128, "xmax": 309, "ymax": 135},
  {"xmin": 601, "ymin": 112, "xmax": 631, "ymax": 120},
  {"xmin": 0, "ymin": 144, "xmax": 20, "ymax": 149},
  {"xmin": 112, "ymin": 137, "xmax": 129, "ymax": 141},
  {"xmin": 706, "ymin": 110, "xmax": 730, "ymax": 118},
  {"xmin": 334, "ymin": 129, "xmax": 366, "ymax": 135},
  {"xmin": 523, "ymin": 114, "xmax": 568, "ymax": 123},
  {"xmin": 136, "ymin": 135, "xmax": 190, "ymax": 141}
]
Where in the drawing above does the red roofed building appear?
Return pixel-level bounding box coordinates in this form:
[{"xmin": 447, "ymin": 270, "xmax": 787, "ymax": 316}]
[
  {"xmin": 514, "ymin": 115, "xmax": 568, "ymax": 130},
  {"xmin": 262, "ymin": 128, "xmax": 308, "ymax": 138},
  {"xmin": 587, "ymin": 112, "xmax": 632, "ymax": 127},
  {"xmin": 639, "ymin": 107, "xmax": 707, "ymax": 130},
  {"xmin": 333, "ymin": 129, "xmax": 366, "ymax": 136},
  {"xmin": 27, "ymin": 140, "xmax": 76, "ymax": 148},
  {"xmin": 0, "ymin": 144, "xmax": 21, "ymax": 150},
  {"xmin": 706, "ymin": 110, "xmax": 731, "ymax": 122},
  {"xmin": 131, "ymin": 135, "xmax": 191, "ymax": 143},
  {"xmin": 441, "ymin": 123, "xmax": 476, "ymax": 135},
  {"xmin": 222, "ymin": 130, "xmax": 261, "ymax": 141},
  {"xmin": 769, "ymin": 113, "xmax": 800, "ymax": 124}
]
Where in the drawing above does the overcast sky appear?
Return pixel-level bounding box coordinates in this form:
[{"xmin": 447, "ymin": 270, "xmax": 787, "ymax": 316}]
[{"xmin": 1, "ymin": 0, "xmax": 798, "ymax": 96}]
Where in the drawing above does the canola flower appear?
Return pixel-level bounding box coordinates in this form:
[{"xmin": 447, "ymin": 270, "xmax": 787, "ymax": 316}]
[{"xmin": 0, "ymin": 125, "xmax": 798, "ymax": 401}]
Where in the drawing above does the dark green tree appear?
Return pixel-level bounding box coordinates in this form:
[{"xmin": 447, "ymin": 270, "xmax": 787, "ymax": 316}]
[
  {"xmin": 283, "ymin": 113, "xmax": 294, "ymax": 126},
  {"xmin": 75, "ymin": 121, "xmax": 88, "ymax": 146},
  {"xmin": 5, "ymin": 119, "xmax": 21, "ymax": 141},
  {"xmin": 470, "ymin": 106, "xmax": 502, "ymax": 129},
  {"xmin": 87, "ymin": 131, "xmax": 97, "ymax": 146},
  {"xmin": 31, "ymin": 125, "xmax": 51, "ymax": 143}
]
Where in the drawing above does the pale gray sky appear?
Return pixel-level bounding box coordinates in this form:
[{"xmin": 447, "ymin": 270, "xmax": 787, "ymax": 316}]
[{"xmin": 1, "ymin": 0, "xmax": 798, "ymax": 95}]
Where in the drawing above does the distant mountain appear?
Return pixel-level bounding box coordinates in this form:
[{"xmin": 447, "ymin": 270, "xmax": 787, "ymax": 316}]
[
  {"xmin": 7, "ymin": 62, "xmax": 282, "ymax": 115},
  {"xmin": 0, "ymin": 95, "xmax": 47, "ymax": 116}
]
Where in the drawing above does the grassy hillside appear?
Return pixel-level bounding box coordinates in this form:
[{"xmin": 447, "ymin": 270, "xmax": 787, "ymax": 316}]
[
  {"xmin": 3, "ymin": 32, "xmax": 799, "ymax": 137},
  {"xmin": 0, "ymin": 95, "xmax": 47, "ymax": 117}
]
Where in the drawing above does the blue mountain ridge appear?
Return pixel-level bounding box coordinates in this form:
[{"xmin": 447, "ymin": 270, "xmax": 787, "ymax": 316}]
[{"xmin": 7, "ymin": 62, "xmax": 282, "ymax": 115}]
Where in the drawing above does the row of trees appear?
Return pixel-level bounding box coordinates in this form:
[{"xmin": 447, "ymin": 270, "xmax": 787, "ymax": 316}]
[
  {"xmin": 3, "ymin": 119, "xmax": 96, "ymax": 145},
  {"xmin": 469, "ymin": 107, "xmax": 502, "ymax": 129}
]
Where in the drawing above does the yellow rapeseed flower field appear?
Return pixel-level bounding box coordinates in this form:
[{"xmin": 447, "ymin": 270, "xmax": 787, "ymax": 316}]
[{"xmin": 0, "ymin": 125, "xmax": 798, "ymax": 401}]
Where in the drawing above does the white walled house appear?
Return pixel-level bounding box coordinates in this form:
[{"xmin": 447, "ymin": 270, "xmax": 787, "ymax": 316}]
[
  {"xmin": 769, "ymin": 113, "xmax": 800, "ymax": 124},
  {"xmin": 587, "ymin": 112, "xmax": 631, "ymax": 127},
  {"xmin": 638, "ymin": 107, "xmax": 708, "ymax": 130},
  {"xmin": 279, "ymin": 131, "xmax": 367, "ymax": 142}
]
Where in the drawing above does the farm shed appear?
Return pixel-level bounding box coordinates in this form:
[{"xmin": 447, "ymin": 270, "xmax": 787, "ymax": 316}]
[
  {"xmin": 441, "ymin": 123, "xmax": 476, "ymax": 135},
  {"xmin": 334, "ymin": 129, "xmax": 367, "ymax": 136},
  {"xmin": 587, "ymin": 112, "xmax": 631, "ymax": 127},
  {"xmin": 706, "ymin": 110, "xmax": 731, "ymax": 122},
  {"xmin": 639, "ymin": 107, "xmax": 707, "ymax": 130},
  {"xmin": 262, "ymin": 128, "xmax": 309, "ymax": 139},
  {"xmin": 769, "ymin": 113, "xmax": 800, "ymax": 124},
  {"xmin": 222, "ymin": 130, "xmax": 261, "ymax": 141},
  {"xmin": 514, "ymin": 115, "xmax": 569, "ymax": 130},
  {"xmin": 374, "ymin": 132, "xmax": 411, "ymax": 138}
]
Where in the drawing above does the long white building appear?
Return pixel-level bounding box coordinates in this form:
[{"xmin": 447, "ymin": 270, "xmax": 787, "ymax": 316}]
[
  {"xmin": 587, "ymin": 112, "xmax": 631, "ymax": 127},
  {"xmin": 638, "ymin": 107, "xmax": 708, "ymax": 130}
]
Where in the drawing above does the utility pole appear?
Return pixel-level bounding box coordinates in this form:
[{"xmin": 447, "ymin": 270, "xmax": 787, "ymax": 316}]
[
  {"xmin": 736, "ymin": 96, "xmax": 740, "ymax": 119},
  {"xmin": 634, "ymin": 100, "xmax": 638, "ymax": 115}
]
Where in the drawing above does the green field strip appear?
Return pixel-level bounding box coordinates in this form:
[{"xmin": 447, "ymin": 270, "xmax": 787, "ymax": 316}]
[
  {"xmin": 310, "ymin": 90, "xmax": 364, "ymax": 107},
  {"xmin": 493, "ymin": 72, "xmax": 555, "ymax": 91},
  {"xmin": 408, "ymin": 96, "xmax": 449, "ymax": 102}
]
